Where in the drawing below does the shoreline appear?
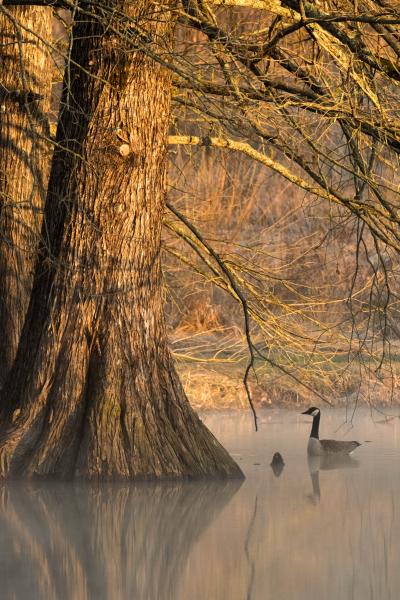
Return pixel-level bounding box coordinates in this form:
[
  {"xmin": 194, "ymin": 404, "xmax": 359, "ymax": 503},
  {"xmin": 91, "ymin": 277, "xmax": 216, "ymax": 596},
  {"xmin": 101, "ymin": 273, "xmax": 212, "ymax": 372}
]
[{"xmin": 178, "ymin": 364, "xmax": 400, "ymax": 412}]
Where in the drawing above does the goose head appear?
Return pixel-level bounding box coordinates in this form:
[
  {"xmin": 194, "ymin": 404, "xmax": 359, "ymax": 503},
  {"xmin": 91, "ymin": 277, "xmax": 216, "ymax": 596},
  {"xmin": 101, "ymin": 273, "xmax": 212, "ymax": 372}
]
[{"xmin": 302, "ymin": 407, "xmax": 320, "ymax": 417}]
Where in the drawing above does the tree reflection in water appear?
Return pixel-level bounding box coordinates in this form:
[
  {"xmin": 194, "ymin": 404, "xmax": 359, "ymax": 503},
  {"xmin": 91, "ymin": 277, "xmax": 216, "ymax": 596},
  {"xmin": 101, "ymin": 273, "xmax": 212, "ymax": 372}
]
[{"xmin": 0, "ymin": 479, "xmax": 241, "ymax": 599}]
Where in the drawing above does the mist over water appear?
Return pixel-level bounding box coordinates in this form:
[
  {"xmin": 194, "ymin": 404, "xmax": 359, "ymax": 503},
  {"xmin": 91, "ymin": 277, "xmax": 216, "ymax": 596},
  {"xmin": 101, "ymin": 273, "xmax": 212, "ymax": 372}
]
[{"xmin": 1, "ymin": 408, "xmax": 400, "ymax": 600}]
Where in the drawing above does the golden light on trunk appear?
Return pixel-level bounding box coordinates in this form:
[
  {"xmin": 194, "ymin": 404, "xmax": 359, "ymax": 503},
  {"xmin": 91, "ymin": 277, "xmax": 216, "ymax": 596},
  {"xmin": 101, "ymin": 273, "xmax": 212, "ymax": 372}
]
[
  {"xmin": 0, "ymin": 7, "xmax": 52, "ymax": 386},
  {"xmin": 0, "ymin": 2, "xmax": 242, "ymax": 480}
]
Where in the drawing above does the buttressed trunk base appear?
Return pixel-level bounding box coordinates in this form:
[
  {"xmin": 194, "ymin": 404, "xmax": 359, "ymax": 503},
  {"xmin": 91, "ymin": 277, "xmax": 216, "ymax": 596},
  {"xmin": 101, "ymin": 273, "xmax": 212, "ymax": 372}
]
[{"xmin": 0, "ymin": 3, "xmax": 242, "ymax": 480}]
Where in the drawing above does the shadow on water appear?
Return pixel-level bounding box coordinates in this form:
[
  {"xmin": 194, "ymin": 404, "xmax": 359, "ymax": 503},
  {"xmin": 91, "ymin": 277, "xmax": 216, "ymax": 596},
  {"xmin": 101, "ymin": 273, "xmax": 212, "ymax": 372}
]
[{"xmin": 0, "ymin": 479, "xmax": 242, "ymax": 600}]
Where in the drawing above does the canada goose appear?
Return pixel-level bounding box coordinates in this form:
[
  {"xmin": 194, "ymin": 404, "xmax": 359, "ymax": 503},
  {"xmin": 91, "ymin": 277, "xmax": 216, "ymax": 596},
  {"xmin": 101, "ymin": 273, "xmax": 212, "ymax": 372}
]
[
  {"xmin": 270, "ymin": 452, "xmax": 285, "ymax": 477},
  {"xmin": 302, "ymin": 407, "xmax": 361, "ymax": 456}
]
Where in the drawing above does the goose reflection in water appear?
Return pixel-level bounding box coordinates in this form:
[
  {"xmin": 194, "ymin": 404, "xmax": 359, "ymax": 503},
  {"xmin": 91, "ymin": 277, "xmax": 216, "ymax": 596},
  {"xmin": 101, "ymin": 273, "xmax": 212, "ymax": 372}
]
[
  {"xmin": 307, "ymin": 453, "xmax": 359, "ymax": 504},
  {"xmin": 0, "ymin": 479, "xmax": 242, "ymax": 600}
]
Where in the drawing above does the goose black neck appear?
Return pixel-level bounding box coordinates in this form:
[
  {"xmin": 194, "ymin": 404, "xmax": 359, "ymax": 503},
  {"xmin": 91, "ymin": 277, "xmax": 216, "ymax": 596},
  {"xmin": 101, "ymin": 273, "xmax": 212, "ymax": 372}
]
[{"xmin": 310, "ymin": 412, "xmax": 320, "ymax": 439}]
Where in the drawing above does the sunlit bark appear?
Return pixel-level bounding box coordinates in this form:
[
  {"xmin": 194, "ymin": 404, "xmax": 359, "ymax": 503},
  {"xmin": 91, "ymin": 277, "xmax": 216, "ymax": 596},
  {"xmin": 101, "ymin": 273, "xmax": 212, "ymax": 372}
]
[
  {"xmin": 0, "ymin": 2, "xmax": 242, "ymax": 479},
  {"xmin": 0, "ymin": 7, "xmax": 52, "ymax": 386}
]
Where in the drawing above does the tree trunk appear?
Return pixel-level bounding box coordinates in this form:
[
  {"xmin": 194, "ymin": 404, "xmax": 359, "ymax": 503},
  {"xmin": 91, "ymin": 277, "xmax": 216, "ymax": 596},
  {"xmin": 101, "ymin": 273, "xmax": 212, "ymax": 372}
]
[
  {"xmin": 0, "ymin": 2, "xmax": 242, "ymax": 480},
  {"xmin": 0, "ymin": 8, "xmax": 52, "ymax": 387}
]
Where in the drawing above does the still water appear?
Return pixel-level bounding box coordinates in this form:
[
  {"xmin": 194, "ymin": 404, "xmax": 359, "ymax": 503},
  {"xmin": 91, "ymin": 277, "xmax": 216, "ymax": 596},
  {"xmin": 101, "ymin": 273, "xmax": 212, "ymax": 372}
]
[{"xmin": 1, "ymin": 408, "xmax": 400, "ymax": 600}]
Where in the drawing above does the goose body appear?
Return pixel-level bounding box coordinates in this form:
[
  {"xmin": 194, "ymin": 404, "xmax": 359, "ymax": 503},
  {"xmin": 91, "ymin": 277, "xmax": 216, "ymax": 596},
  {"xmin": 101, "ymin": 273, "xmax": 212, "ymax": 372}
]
[{"xmin": 302, "ymin": 407, "xmax": 361, "ymax": 456}]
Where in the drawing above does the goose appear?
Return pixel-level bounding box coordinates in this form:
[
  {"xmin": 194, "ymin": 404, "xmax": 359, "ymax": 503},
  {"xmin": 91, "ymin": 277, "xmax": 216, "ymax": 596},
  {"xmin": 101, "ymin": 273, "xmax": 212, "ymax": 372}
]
[{"xmin": 302, "ymin": 407, "xmax": 361, "ymax": 456}]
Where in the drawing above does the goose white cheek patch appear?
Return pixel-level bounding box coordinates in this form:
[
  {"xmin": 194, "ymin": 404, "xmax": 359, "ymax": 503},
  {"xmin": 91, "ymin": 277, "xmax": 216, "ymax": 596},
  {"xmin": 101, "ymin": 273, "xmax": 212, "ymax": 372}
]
[{"xmin": 312, "ymin": 409, "xmax": 320, "ymax": 417}]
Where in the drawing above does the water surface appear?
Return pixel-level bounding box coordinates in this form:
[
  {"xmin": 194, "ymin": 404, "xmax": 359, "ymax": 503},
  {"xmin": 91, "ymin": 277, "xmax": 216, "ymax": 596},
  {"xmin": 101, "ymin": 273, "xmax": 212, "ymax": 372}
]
[{"xmin": 1, "ymin": 408, "xmax": 400, "ymax": 599}]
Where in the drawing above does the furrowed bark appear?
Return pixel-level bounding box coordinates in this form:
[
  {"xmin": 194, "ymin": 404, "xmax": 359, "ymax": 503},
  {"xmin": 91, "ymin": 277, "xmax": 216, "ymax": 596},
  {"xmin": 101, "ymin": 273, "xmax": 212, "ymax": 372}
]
[
  {"xmin": 0, "ymin": 1, "xmax": 242, "ymax": 480},
  {"xmin": 0, "ymin": 7, "xmax": 52, "ymax": 387}
]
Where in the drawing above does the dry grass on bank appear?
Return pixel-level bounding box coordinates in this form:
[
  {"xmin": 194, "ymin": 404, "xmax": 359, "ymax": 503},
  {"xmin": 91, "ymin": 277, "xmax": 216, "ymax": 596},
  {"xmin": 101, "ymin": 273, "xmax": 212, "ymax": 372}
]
[
  {"xmin": 171, "ymin": 330, "xmax": 400, "ymax": 411},
  {"xmin": 165, "ymin": 98, "xmax": 400, "ymax": 412},
  {"xmin": 177, "ymin": 360, "xmax": 400, "ymax": 411}
]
